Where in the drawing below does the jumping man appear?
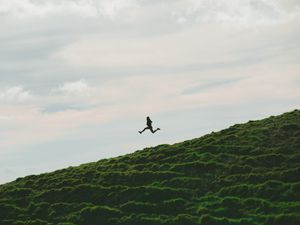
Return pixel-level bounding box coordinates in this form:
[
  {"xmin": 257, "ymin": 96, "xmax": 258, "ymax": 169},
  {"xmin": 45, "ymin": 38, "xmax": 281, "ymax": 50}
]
[{"xmin": 139, "ymin": 116, "xmax": 161, "ymax": 134}]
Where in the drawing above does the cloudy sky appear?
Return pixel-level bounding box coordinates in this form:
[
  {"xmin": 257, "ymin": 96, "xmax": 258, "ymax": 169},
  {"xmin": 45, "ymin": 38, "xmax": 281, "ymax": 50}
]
[{"xmin": 0, "ymin": 0, "xmax": 300, "ymax": 184}]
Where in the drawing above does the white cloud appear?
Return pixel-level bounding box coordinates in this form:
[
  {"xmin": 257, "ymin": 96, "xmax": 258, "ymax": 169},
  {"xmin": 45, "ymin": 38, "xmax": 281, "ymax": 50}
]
[
  {"xmin": 97, "ymin": 0, "xmax": 138, "ymax": 19},
  {"xmin": 173, "ymin": 0, "xmax": 300, "ymax": 26},
  {"xmin": 0, "ymin": 0, "xmax": 138, "ymax": 18},
  {"xmin": 56, "ymin": 79, "xmax": 95, "ymax": 96},
  {"xmin": 54, "ymin": 26, "xmax": 233, "ymax": 67},
  {"xmin": 0, "ymin": 0, "xmax": 299, "ymax": 25},
  {"xmin": 54, "ymin": 14, "xmax": 300, "ymax": 69},
  {"xmin": 0, "ymin": 86, "xmax": 33, "ymax": 103}
]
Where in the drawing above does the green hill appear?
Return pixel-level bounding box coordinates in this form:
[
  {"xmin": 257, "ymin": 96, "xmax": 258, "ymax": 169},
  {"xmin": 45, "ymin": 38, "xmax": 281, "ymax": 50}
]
[{"xmin": 1, "ymin": 110, "xmax": 300, "ymax": 225}]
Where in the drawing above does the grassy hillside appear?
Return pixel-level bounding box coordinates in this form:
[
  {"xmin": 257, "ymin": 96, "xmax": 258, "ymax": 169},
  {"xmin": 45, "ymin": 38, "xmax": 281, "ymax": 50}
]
[{"xmin": 1, "ymin": 110, "xmax": 300, "ymax": 225}]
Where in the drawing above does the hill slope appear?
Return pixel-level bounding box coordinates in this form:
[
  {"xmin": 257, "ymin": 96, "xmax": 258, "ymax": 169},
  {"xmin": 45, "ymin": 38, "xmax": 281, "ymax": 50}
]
[{"xmin": 1, "ymin": 110, "xmax": 300, "ymax": 225}]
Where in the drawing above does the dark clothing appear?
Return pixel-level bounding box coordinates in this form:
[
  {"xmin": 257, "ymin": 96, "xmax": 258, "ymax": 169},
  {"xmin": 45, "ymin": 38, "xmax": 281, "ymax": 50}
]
[{"xmin": 147, "ymin": 118, "xmax": 152, "ymax": 127}]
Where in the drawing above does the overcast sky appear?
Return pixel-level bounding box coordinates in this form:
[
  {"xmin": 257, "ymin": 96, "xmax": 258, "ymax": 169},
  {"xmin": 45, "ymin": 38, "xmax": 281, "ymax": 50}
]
[{"xmin": 0, "ymin": 0, "xmax": 300, "ymax": 184}]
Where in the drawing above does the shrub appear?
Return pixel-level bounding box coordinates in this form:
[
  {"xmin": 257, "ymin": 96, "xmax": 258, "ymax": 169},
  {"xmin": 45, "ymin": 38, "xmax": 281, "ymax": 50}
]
[
  {"xmin": 265, "ymin": 214, "xmax": 300, "ymax": 225},
  {"xmin": 76, "ymin": 205, "xmax": 121, "ymax": 225}
]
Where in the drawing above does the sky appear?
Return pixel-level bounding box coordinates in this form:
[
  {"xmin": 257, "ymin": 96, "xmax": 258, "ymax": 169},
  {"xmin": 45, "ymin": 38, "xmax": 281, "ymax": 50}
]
[{"xmin": 0, "ymin": 0, "xmax": 300, "ymax": 184}]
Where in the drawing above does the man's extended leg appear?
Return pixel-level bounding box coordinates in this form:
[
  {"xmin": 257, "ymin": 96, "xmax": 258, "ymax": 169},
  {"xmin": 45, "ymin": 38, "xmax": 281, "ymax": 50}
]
[
  {"xmin": 149, "ymin": 127, "xmax": 160, "ymax": 133},
  {"xmin": 139, "ymin": 127, "xmax": 149, "ymax": 134},
  {"xmin": 153, "ymin": 128, "xmax": 161, "ymax": 133}
]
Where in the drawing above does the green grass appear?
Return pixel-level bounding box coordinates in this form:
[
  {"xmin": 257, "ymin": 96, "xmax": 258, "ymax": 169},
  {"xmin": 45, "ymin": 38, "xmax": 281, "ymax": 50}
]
[{"xmin": 1, "ymin": 110, "xmax": 300, "ymax": 225}]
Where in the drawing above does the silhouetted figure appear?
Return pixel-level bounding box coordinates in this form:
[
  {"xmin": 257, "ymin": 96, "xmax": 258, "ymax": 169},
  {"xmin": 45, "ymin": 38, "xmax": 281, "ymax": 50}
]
[{"xmin": 139, "ymin": 116, "xmax": 161, "ymax": 134}]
